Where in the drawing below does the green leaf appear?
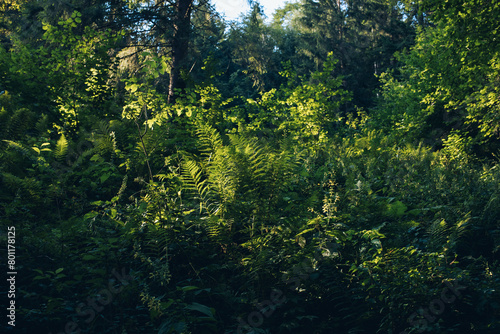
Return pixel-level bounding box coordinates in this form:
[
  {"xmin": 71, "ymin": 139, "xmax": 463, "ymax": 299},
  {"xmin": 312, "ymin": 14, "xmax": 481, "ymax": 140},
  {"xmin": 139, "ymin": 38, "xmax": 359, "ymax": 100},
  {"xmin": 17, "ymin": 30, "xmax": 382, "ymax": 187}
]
[
  {"xmin": 138, "ymin": 201, "xmax": 148, "ymax": 213},
  {"xmin": 84, "ymin": 211, "xmax": 98, "ymax": 220},
  {"xmin": 296, "ymin": 228, "xmax": 315, "ymax": 237},
  {"xmin": 161, "ymin": 299, "xmax": 175, "ymax": 309},
  {"xmin": 386, "ymin": 200, "xmax": 407, "ymax": 217},
  {"xmin": 185, "ymin": 302, "xmax": 215, "ymax": 319},
  {"xmin": 100, "ymin": 173, "xmax": 111, "ymax": 183},
  {"xmin": 407, "ymin": 209, "xmax": 422, "ymax": 216},
  {"xmin": 127, "ymin": 84, "xmax": 139, "ymax": 93}
]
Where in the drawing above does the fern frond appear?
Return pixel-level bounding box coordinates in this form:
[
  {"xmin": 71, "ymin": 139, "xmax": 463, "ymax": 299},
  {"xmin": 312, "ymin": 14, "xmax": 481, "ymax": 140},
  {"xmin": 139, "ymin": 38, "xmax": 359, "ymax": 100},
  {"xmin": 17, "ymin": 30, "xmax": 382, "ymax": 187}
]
[
  {"xmin": 196, "ymin": 120, "xmax": 223, "ymax": 158},
  {"xmin": 54, "ymin": 133, "xmax": 68, "ymax": 161},
  {"xmin": 447, "ymin": 213, "xmax": 470, "ymax": 251},
  {"xmin": 204, "ymin": 216, "xmax": 225, "ymax": 243},
  {"xmin": 72, "ymin": 143, "xmax": 95, "ymax": 168},
  {"xmin": 5, "ymin": 108, "xmax": 35, "ymax": 140},
  {"xmin": 92, "ymin": 121, "xmax": 116, "ymax": 157},
  {"xmin": 142, "ymin": 227, "xmax": 170, "ymax": 259},
  {"xmin": 229, "ymin": 135, "xmax": 267, "ymax": 175},
  {"xmin": 3, "ymin": 140, "xmax": 35, "ymax": 160},
  {"xmin": 181, "ymin": 157, "xmax": 220, "ymax": 215},
  {"xmin": 1, "ymin": 172, "xmax": 42, "ymax": 200},
  {"xmin": 427, "ymin": 219, "xmax": 448, "ymax": 252},
  {"xmin": 35, "ymin": 114, "xmax": 49, "ymax": 136}
]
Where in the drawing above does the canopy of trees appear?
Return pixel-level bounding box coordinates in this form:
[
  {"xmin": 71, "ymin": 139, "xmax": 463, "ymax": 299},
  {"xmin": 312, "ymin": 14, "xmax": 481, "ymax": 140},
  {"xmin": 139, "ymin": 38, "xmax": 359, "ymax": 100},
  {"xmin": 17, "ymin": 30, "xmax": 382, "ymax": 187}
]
[{"xmin": 1, "ymin": 0, "xmax": 499, "ymax": 333}]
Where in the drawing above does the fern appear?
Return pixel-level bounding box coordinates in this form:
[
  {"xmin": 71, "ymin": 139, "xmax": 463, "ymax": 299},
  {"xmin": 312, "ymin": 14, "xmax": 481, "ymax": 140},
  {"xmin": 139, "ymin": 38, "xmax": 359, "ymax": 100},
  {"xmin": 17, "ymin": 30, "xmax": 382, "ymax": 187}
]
[
  {"xmin": 427, "ymin": 219, "xmax": 449, "ymax": 252},
  {"xmin": 3, "ymin": 140, "xmax": 35, "ymax": 160},
  {"xmin": 0, "ymin": 107, "xmax": 8, "ymax": 137},
  {"xmin": 35, "ymin": 113, "xmax": 50, "ymax": 136},
  {"xmin": 178, "ymin": 122, "xmax": 304, "ymax": 244},
  {"xmin": 447, "ymin": 213, "xmax": 470, "ymax": 253},
  {"xmin": 2, "ymin": 140, "xmax": 39, "ymax": 176},
  {"xmin": 210, "ymin": 134, "xmax": 267, "ymax": 205},
  {"xmin": 426, "ymin": 214, "xmax": 469, "ymax": 254},
  {"xmin": 181, "ymin": 157, "xmax": 220, "ymax": 215},
  {"xmin": 4, "ymin": 108, "xmax": 35, "ymax": 140},
  {"xmin": 90, "ymin": 120, "xmax": 121, "ymax": 160},
  {"xmin": 54, "ymin": 133, "xmax": 68, "ymax": 161},
  {"xmin": 1, "ymin": 172, "xmax": 43, "ymax": 200},
  {"xmin": 72, "ymin": 148, "xmax": 94, "ymax": 168},
  {"xmin": 203, "ymin": 216, "xmax": 234, "ymax": 244},
  {"xmin": 195, "ymin": 120, "xmax": 223, "ymax": 159}
]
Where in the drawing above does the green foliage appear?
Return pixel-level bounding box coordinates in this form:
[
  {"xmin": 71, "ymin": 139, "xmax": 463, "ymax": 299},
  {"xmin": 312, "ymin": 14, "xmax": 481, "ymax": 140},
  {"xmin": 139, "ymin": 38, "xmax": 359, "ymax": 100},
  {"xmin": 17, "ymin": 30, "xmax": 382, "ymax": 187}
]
[
  {"xmin": 122, "ymin": 51, "xmax": 170, "ymax": 120},
  {"xmin": 370, "ymin": 70, "xmax": 426, "ymax": 141},
  {"xmin": 373, "ymin": 0, "xmax": 500, "ymax": 151},
  {"xmin": 238, "ymin": 52, "xmax": 352, "ymax": 150},
  {"xmin": 228, "ymin": 3, "xmax": 276, "ymax": 93},
  {"xmin": 2, "ymin": 1, "xmax": 500, "ymax": 333}
]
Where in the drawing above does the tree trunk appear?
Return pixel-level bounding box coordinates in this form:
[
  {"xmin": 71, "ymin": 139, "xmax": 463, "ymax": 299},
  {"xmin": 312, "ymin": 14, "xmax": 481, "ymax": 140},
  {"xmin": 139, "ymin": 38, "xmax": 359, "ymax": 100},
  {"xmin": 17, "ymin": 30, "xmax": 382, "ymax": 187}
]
[{"xmin": 168, "ymin": 0, "xmax": 192, "ymax": 104}]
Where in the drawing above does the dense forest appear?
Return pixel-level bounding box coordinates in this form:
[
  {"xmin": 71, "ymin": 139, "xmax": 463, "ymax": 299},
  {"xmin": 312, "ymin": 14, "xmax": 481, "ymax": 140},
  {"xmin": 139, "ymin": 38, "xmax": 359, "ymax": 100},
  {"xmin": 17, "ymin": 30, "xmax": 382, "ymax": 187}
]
[{"xmin": 1, "ymin": 0, "xmax": 500, "ymax": 333}]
